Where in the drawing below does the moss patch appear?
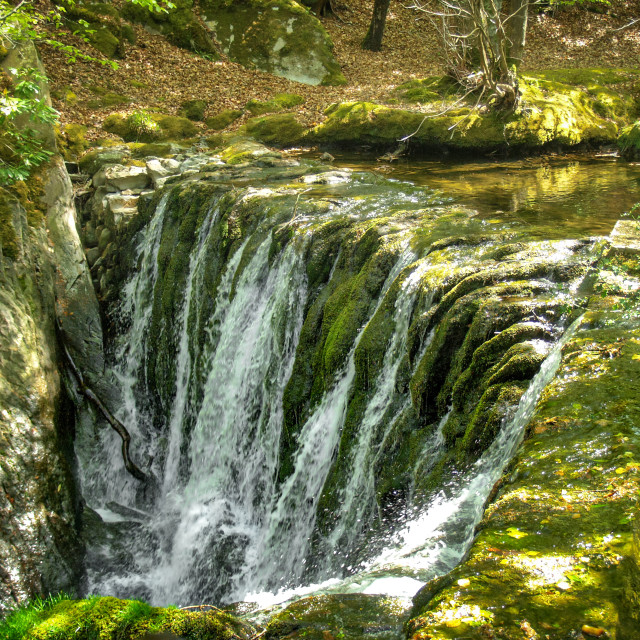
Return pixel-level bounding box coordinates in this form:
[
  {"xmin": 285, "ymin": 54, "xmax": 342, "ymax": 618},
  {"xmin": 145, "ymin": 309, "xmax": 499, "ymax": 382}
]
[
  {"xmin": 103, "ymin": 111, "xmax": 198, "ymax": 142},
  {"xmin": 55, "ymin": 123, "xmax": 89, "ymax": 161},
  {"xmin": 205, "ymin": 109, "xmax": 244, "ymax": 131},
  {"xmin": 2, "ymin": 596, "xmax": 253, "ymax": 640},
  {"xmin": 246, "ymin": 93, "xmax": 305, "ymax": 116},
  {"xmin": 310, "ymin": 69, "xmax": 640, "ymax": 153},
  {"xmin": 239, "ymin": 113, "xmax": 306, "ymax": 146}
]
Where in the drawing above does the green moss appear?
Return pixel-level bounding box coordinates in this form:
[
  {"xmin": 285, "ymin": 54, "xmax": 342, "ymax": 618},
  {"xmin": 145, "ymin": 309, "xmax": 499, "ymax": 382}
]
[
  {"xmin": 240, "ymin": 113, "xmax": 306, "ymax": 146},
  {"xmin": 310, "ymin": 69, "xmax": 640, "ymax": 152},
  {"xmin": 0, "ymin": 188, "xmax": 20, "ymax": 260},
  {"xmin": 4, "ymin": 595, "xmax": 251, "ymax": 640},
  {"xmin": 245, "ymin": 93, "xmax": 305, "ymax": 116},
  {"xmin": 122, "ymin": 0, "xmax": 218, "ymax": 57},
  {"xmin": 618, "ymin": 120, "xmax": 640, "ymax": 159},
  {"xmin": 205, "ymin": 109, "xmax": 244, "ymax": 131},
  {"xmin": 86, "ymin": 87, "xmax": 131, "ymax": 109},
  {"xmin": 180, "ymin": 99, "xmax": 207, "ymax": 121},
  {"xmin": 393, "ymin": 75, "xmax": 458, "ymax": 104},
  {"xmin": 55, "ymin": 123, "xmax": 89, "ymax": 161}
]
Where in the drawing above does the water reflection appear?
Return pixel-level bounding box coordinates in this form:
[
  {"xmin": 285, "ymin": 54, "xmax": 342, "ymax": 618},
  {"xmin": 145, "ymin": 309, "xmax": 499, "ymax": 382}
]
[{"xmin": 325, "ymin": 154, "xmax": 640, "ymax": 237}]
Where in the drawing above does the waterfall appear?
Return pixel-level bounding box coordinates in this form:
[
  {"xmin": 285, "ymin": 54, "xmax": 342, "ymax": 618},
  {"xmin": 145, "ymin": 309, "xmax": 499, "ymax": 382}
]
[
  {"xmin": 342, "ymin": 315, "xmax": 584, "ymax": 597},
  {"xmin": 79, "ymin": 164, "xmax": 595, "ymax": 609}
]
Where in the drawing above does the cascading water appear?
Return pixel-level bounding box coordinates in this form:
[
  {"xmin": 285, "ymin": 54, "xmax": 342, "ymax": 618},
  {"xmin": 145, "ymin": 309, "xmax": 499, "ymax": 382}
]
[{"xmin": 77, "ymin": 160, "xmax": 598, "ymax": 611}]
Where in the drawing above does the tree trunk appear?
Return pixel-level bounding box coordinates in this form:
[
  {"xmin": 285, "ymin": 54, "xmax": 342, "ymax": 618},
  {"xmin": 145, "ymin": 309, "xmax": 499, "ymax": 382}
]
[
  {"xmin": 506, "ymin": 0, "xmax": 528, "ymax": 68},
  {"xmin": 362, "ymin": 0, "xmax": 391, "ymax": 51}
]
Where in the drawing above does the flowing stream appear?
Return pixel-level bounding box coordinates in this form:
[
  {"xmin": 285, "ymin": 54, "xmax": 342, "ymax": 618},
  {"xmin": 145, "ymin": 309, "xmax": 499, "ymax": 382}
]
[{"xmin": 77, "ymin": 155, "xmax": 637, "ymax": 612}]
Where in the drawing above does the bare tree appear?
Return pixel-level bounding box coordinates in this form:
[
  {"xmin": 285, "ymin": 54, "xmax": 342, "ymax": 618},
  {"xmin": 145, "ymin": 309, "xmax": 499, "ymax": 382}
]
[{"xmin": 410, "ymin": 0, "xmax": 529, "ymax": 109}]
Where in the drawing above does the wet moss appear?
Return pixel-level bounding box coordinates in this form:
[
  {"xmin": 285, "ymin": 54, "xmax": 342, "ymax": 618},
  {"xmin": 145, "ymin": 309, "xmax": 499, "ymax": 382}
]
[
  {"xmin": 618, "ymin": 120, "xmax": 640, "ymax": 159},
  {"xmin": 407, "ymin": 315, "xmax": 640, "ymax": 639},
  {"xmin": 103, "ymin": 112, "xmax": 198, "ymax": 142}
]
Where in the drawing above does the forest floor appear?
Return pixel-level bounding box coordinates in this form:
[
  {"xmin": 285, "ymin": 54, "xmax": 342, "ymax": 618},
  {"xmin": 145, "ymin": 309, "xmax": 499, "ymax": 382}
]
[{"xmin": 39, "ymin": 0, "xmax": 640, "ymax": 144}]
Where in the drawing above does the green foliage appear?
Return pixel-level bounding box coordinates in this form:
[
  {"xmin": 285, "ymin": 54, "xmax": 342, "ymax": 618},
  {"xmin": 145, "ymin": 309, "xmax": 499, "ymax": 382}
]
[
  {"xmin": 0, "ymin": 67, "xmax": 56, "ymax": 184},
  {"xmin": 0, "ymin": 593, "xmax": 71, "ymax": 640}
]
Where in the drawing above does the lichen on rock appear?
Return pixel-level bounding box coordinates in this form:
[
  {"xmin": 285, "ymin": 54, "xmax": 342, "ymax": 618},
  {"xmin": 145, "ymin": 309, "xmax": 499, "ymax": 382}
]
[{"xmin": 200, "ymin": 0, "xmax": 345, "ymax": 85}]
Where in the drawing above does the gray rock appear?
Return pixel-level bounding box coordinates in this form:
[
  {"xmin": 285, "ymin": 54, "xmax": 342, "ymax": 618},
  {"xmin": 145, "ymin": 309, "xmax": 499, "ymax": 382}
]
[
  {"xmin": 98, "ymin": 227, "xmax": 113, "ymax": 252},
  {"xmin": 93, "ymin": 164, "xmax": 150, "ymax": 191},
  {"xmin": 146, "ymin": 157, "xmax": 180, "ymax": 189},
  {"xmin": 86, "ymin": 247, "xmax": 102, "ymax": 267}
]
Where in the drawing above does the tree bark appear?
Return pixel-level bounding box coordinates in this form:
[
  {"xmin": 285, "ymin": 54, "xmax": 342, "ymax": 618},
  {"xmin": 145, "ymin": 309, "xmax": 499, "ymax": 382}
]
[
  {"xmin": 362, "ymin": 0, "xmax": 391, "ymax": 51},
  {"xmin": 506, "ymin": 0, "xmax": 528, "ymax": 68}
]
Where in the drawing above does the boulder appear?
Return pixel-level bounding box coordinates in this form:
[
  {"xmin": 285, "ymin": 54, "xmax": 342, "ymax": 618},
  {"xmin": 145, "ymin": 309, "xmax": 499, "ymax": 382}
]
[{"xmin": 200, "ymin": 0, "xmax": 345, "ymax": 86}]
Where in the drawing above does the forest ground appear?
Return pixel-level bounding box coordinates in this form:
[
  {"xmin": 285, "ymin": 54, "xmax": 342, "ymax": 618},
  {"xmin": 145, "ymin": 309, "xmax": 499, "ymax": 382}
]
[{"xmin": 39, "ymin": 0, "xmax": 640, "ymax": 144}]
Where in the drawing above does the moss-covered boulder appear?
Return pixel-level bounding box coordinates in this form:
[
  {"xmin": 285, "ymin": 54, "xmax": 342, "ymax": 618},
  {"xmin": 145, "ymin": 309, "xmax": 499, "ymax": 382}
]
[
  {"xmin": 121, "ymin": 0, "xmax": 218, "ymax": 57},
  {"xmin": 87, "ymin": 86, "xmax": 131, "ymax": 109},
  {"xmin": 246, "ymin": 92, "xmax": 305, "ymax": 116},
  {"xmin": 103, "ymin": 111, "xmax": 198, "ymax": 142},
  {"xmin": 55, "ymin": 0, "xmax": 136, "ymax": 59},
  {"xmin": 180, "ymin": 99, "xmax": 208, "ymax": 121},
  {"xmin": 239, "ymin": 113, "xmax": 306, "ymax": 145},
  {"xmin": 205, "ymin": 109, "xmax": 244, "ymax": 130},
  {"xmin": 0, "ymin": 595, "xmax": 254, "ymax": 640},
  {"xmin": 200, "ymin": 0, "xmax": 345, "ymax": 85},
  {"xmin": 310, "ymin": 69, "xmax": 640, "ymax": 153},
  {"xmin": 618, "ymin": 120, "xmax": 640, "ymax": 159}
]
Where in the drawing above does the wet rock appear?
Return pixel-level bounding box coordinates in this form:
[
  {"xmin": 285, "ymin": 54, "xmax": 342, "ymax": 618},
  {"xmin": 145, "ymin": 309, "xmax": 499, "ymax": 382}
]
[{"xmin": 266, "ymin": 594, "xmax": 410, "ymax": 640}]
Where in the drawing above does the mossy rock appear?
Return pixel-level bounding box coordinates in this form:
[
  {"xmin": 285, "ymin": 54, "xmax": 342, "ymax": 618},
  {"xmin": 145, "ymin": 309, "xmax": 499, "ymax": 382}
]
[
  {"xmin": 51, "ymin": 85, "xmax": 78, "ymax": 105},
  {"xmin": 0, "ymin": 187, "xmax": 20, "ymax": 260},
  {"xmin": 180, "ymin": 99, "xmax": 207, "ymax": 121},
  {"xmin": 56, "ymin": 123, "xmax": 89, "ymax": 161},
  {"xmin": 87, "ymin": 86, "xmax": 131, "ymax": 109},
  {"xmin": 219, "ymin": 139, "xmax": 283, "ymax": 164},
  {"xmin": 103, "ymin": 112, "xmax": 198, "ymax": 142},
  {"xmin": 239, "ymin": 113, "xmax": 306, "ymax": 146},
  {"xmin": 246, "ymin": 92, "xmax": 305, "ymax": 116},
  {"xmin": 618, "ymin": 120, "xmax": 640, "ymax": 159},
  {"xmin": 78, "ymin": 146, "xmax": 131, "ymax": 175},
  {"xmin": 309, "ymin": 70, "xmax": 640, "ymax": 153},
  {"xmin": 2, "ymin": 595, "xmax": 253, "ymax": 640},
  {"xmin": 205, "ymin": 109, "xmax": 244, "ymax": 130},
  {"xmin": 122, "ymin": 0, "xmax": 219, "ymax": 57},
  {"xmin": 200, "ymin": 0, "xmax": 345, "ymax": 85},
  {"xmin": 407, "ymin": 316, "xmax": 640, "ymax": 639}
]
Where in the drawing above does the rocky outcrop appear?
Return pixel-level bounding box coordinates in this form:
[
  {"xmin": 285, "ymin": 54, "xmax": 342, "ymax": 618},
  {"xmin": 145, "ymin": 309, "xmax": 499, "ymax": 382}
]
[
  {"xmin": 0, "ymin": 183, "xmax": 84, "ymax": 614},
  {"xmin": 0, "ymin": 42, "xmax": 104, "ymax": 614}
]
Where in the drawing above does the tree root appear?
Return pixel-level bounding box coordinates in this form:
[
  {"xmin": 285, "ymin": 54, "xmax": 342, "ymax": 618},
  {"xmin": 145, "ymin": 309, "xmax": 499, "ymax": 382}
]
[{"xmin": 56, "ymin": 317, "xmax": 149, "ymax": 483}]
